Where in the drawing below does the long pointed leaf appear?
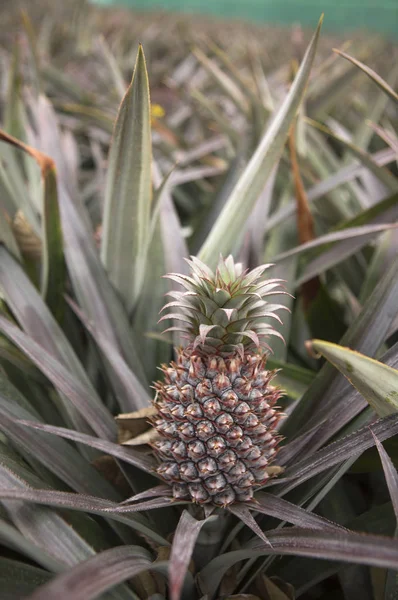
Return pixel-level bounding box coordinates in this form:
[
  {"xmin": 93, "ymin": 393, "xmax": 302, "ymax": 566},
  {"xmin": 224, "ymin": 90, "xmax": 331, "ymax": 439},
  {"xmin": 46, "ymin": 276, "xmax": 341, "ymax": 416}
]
[
  {"xmin": 0, "ymin": 488, "xmax": 170, "ymax": 547},
  {"xmin": 101, "ymin": 45, "xmax": 152, "ymax": 311},
  {"xmin": 28, "ymin": 546, "xmax": 158, "ymax": 600},
  {"xmin": 333, "ymin": 49, "xmax": 398, "ymax": 103},
  {"xmin": 169, "ymin": 511, "xmax": 213, "ymax": 600},
  {"xmin": 57, "ymin": 184, "xmax": 147, "ymax": 386},
  {"xmin": 18, "ymin": 420, "xmax": 157, "ymax": 474},
  {"xmin": 199, "ymin": 528, "xmax": 398, "ymax": 598},
  {"xmin": 198, "ymin": 17, "xmax": 323, "ymax": 267}
]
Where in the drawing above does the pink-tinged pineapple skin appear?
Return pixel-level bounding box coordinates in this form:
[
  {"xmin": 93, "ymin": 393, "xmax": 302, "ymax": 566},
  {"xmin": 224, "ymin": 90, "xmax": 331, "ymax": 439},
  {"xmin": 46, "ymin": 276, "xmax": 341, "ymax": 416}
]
[{"xmin": 152, "ymin": 347, "xmax": 283, "ymax": 506}]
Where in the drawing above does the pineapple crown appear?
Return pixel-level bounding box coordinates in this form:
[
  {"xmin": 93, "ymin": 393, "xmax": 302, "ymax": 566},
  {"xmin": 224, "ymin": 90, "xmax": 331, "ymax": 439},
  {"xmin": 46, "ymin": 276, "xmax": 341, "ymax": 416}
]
[{"xmin": 159, "ymin": 255, "xmax": 287, "ymax": 355}]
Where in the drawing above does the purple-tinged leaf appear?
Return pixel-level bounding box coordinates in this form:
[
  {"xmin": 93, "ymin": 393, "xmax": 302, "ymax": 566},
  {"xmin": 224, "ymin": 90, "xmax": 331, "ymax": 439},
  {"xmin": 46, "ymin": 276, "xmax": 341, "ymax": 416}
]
[
  {"xmin": 0, "ymin": 406, "xmax": 118, "ymax": 499},
  {"xmin": 169, "ymin": 511, "xmax": 214, "ymax": 600},
  {"xmin": 283, "ymin": 256, "xmax": 398, "ymax": 439},
  {"xmin": 227, "ymin": 505, "xmax": 271, "ymax": 546},
  {"xmin": 275, "ymin": 413, "xmax": 398, "ymax": 494},
  {"xmin": 0, "ymin": 316, "xmax": 115, "ymax": 439},
  {"xmin": 273, "ymin": 224, "xmax": 398, "ymax": 265},
  {"xmin": 28, "ymin": 546, "xmax": 159, "ymax": 600},
  {"xmin": 66, "ymin": 298, "xmax": 151, "ymax": 412},
  {"xmin": 199, "ymin": 528, "xmax": 398, "ymax": 598},
  {"xmin": 18, "ymin": 420, "xmax": 157, "ymax": 474},
  {"xmin": 105, "ymin": 497, "xmax": 186, "ymax": 513},
  {"xmin": 0, "ymin": 488, "xmax": 169, "ymax": 546},
  {"xmin": 296, "ymin": 225, "xmax": 398, "ymax": 287},
  {"xmin": 277, "ymin": 421, "xmax": 323, "ymax": 467},
  {"xmin": 371, "ymin": 432, "xmax": 398, "ymax": 521},
  {"xmin": 120, "ymin": 485, "xmax": 172, "ymax": 505},
  {"xmin": 0, "ymin": 470, "xmax": 97, "ymax": 569},
  {"xmin": 250, "ymin": 492, "xmax": 345, "ymax": 532},
  {"xmin": 280, "ymin": 343, "xmax": 398, "ymax": 466},
  {"xmin": 57, "ymin": 184, "xmax": 147, "ymax": 386},
  {"xmin": 265, "ymin": 148, "xmax": 397, "ymax": 233},
  {"xmin": 0, "ymin": 249, "xmax": 103, "ymax": 435}
]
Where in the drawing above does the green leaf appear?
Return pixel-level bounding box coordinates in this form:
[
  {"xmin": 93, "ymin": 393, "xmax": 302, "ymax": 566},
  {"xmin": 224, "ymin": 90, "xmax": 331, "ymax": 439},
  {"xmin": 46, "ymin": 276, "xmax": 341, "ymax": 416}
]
[
  {"xmin": 192, "ymin": 47, "xmax": 249, "ymax": 115},
  {"xmin": 309, "ymin": 340, "xmax": 398, "ymax": 417},
  {"xmin": 41, "ymin": 164, "xmax": 65, "ymax": 321},
  {"xmin": 198, "ymin": 16, "xmax": 323, "ymax": 268},
  {"xmin": 101, "ymin": 45, "xmax": 153, "ymax": 312},
  {"xmin": 306, "ymin": 118, "xmax": 398, "ymax": 194},
  {"xmin": 131, "ymin": 216, "xmax": 170, "ymax": 383}
]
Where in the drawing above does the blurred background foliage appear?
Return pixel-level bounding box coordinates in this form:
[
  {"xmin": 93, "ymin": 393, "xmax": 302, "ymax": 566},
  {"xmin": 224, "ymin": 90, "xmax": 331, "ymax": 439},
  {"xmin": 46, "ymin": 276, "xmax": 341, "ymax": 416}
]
[{"xmin": 93, "ymin": 0, "xmax": 398, "ymax": 38}]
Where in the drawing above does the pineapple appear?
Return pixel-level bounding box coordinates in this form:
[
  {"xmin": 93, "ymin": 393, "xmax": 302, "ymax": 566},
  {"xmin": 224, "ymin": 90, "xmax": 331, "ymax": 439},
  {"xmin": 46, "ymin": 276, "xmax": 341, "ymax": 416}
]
[{"xmin": 151, "ymin": 255, "xmax": 286, "ymax": 506}]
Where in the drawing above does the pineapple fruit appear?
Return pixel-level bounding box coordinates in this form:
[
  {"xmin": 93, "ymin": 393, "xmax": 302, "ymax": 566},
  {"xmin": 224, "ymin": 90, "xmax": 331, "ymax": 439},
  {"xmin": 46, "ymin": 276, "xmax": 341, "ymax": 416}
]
[{"xmin": 151, "ymin": 255, "xmax": 286, "ymax": 506}]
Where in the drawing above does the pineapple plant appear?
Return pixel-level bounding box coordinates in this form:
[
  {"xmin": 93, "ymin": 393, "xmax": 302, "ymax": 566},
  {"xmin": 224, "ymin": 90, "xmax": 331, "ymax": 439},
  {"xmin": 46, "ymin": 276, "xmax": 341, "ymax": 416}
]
[
  {"xmin": 0, "ymin": 2, "xmax": 397, "ymax": 599},
  {"xmin": 152, "ymin": 256, "xmax": 286, "ymax": 506}
]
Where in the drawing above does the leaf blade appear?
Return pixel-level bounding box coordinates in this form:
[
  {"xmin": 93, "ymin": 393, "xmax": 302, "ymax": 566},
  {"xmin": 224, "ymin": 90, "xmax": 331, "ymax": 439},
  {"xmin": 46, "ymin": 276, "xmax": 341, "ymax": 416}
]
[
  {"xmin": 198, "ymin": 16, "xmax": 323, "ymax": 267},
  {"xmin": 309, "ymin": 339, "xmax": 398, "ymax": 417},
  {"xmin": 101, "ymin": 45, "xmax": 152, "ymax": 311}
]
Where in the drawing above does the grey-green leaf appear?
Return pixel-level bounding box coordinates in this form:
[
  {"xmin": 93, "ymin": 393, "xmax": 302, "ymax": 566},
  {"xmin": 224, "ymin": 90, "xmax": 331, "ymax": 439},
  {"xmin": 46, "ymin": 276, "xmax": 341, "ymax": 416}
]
[
  {"xmin": 101, "ymin": 45, "xmax": 153, "ymax": 312},
  {"xmin": 198, "ymin": 16, "xmax": 323, "ymax": 268}
]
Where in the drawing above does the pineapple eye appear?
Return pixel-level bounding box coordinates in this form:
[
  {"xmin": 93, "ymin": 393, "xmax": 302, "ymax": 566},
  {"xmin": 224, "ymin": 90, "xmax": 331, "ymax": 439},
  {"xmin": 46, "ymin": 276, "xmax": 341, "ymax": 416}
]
[
  {"xmin": 212, "ymin": 373, "xmax": 231, "ymax": 394},
  {"xmin": 188, "ymin": 483, "xmax": 209, "ymax": 503},
  {"xmin": 206, "ymin": 436, "xmax": 227, "ymax": 457},
  {"xmin": 196, "ymin": 420, "xmax": 216, "ymax": 441},
  {"xmin": 197, "ymin": 457, "xmax": 218, "ymax": 476},
  {"xmin": 217, "ymin": 449, "xmax": 237, "ymax": 470},
  {"xmin": 195, "ymin": 379, "xmax": 213, "ymax": 401},
  {"xmin": 172, "ymin": 483, "xmax": 189, "ymax": 499},
  {"xmin": 185, "ymin": 403, "xmax": 203, "ymax": 422},
  {"xmin": 202, "ymin": 398, "xmax": 221, "ymax": 419},
  {"xmin": 187, "ymin": 439, "xmax": 207, "ymax": 459},
  {"xmin": 204, "ymin": 473, "xmax": 227, "ymax": 493},
  {"xmin": 213, "ymin": 487, "xmax": 236, "ymax": 506},
  {"xmin": 171, "ymin": 440, "xmax": 187, "ymax": 460},
  {"xmin": 179, "ymin": 461, "xmax": 199, "ymax": 482},
  {"xmin": 215, "ymin": 413, "xmax": 234, "ymax": 433},
  {"xmin": 178, "ymin": 422, "xmax": 195, "ymax": 440}
]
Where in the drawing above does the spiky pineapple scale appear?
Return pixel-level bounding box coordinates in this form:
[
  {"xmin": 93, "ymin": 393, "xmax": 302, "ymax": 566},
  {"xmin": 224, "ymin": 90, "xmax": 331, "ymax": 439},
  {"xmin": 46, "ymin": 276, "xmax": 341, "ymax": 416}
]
[{"xmin": 152, "ymin": 256, "xmax": 285, "ymax": 506}]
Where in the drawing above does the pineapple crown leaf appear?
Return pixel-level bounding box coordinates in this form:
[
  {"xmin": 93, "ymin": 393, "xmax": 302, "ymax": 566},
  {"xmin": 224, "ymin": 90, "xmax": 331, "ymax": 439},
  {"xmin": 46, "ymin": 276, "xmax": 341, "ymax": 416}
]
[{"xmin": 161, "ymin": 255, "xmax": 286, "ymax": 353}]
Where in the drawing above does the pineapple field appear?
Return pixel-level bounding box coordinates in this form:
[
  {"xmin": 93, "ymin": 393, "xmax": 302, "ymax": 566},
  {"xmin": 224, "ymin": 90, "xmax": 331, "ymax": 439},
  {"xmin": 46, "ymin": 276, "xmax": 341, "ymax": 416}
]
[{"xmin": 0, "ymin": 1, "xmax": 398, "ymax": 599}]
